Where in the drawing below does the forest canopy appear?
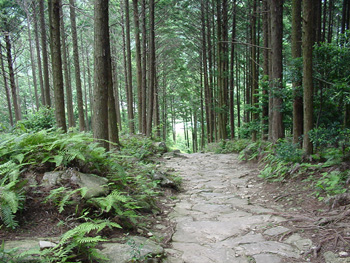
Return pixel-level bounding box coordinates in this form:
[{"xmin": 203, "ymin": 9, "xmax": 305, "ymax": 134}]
[{"xmin": 0, "ymin": 0, "xmax": 349, "ymax": 154}]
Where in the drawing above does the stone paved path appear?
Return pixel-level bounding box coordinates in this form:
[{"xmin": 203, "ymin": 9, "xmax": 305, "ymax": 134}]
[{"xmin": 162, "ymin": 153, "xmax": 312, "ymax": 263}]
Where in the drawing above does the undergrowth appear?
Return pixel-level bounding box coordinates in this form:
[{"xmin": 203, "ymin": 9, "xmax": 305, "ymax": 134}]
[
  {"xmin": 208, "ymin": 138, "xmax": 350, "ymax": 202},
  {"xmin": 0, "ymin": 128, "xmax": 173, "ymax": 262}
]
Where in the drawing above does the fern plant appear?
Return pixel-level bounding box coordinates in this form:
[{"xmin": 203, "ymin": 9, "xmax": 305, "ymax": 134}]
[
  {"xmin": 0, "ymin": 180, "xmax": 26, "ymax": 229},
  {"xmin": 44, "ymin": 186, "xmax": 88, "ymax": 213},
  {"xmin": 52, "ymin": 219, "xmax": 121, "ymax": 262}
]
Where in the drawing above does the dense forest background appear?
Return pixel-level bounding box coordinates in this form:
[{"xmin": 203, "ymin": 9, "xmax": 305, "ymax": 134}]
[{"xmin": 1, "ymin": 0, "xmax": 350, "ymax": 154}]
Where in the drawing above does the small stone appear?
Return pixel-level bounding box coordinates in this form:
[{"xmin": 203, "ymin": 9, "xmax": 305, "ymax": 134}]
[
  {"xmin": 147, "ymin": 232, "xmax": 153, "ymax": 237},
  {"xmin": 339, "ymin": 251, "xmax": 349, "ymax": 257},
  {"xmin": 39, "ymin": 240, "xmax": 56, "ymax": 249}
]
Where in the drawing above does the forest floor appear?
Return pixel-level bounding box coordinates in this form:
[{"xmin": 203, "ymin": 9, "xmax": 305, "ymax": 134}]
[{"xmin": 161, "ymin": 152, "xmax": 350, "ymax": 263}]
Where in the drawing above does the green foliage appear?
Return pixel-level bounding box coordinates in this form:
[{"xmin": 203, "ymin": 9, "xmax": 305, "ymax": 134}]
[
  {"xmin": 314, "ymin": 171, "xmax": 348, "ymax": 200},
  {"xmin": 119, "ymin": 135, "xmax": 158, "ymax": 161},
  {"xmin": 309, "ymin": 124, "xmax": 350, "ymax": 151},
  {"xmin": 44, "ymin": 187, "xmax": 87, "ymax": 213},
  {"xmin": 15, "ymin": 108, "xmax": 56, "ymax": 133},
  {"xmin": 206, "ymin": 139, "xmax": 251, "ymax": 154},
  {"xmin": 0, "ymin": 180, "xmax": 25, "ymax": 229},
  {"xmin": 238, "ymin": 140, "xmax": 271, "ymax": 161},
  {"xmin": 274, "ymin": 140, "xmax": 303, "ymax": 163},
  {"xmin": 0, "ymin": 241, "xmax": 21, "ymax": 263}
]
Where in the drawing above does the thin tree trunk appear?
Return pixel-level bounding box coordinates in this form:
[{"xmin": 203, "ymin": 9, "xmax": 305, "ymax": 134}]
[
  {"xmin": 141, "ymin": 0, "xmax": 147, "ymax": 135},
  {"xmin": 60, "ymin": 8, "xmax": 75, "ymax": 128},
  {"xmin": 50, "ymin": 0, "xmax": 67, "ymax": 132},
  {"xmin": 251, "ymin": 0, "xmax": 258, "ymax": 141},
  {"xmin": 132, "ymin": 0, "xmax": 143, "ymax": 133},
  {"xmin": 292, "ymin": 0, "xmax": 303, "ymax": 145},
  {"xmin": 261, "ymin": 0, "xmax": 269, "ymax": 140},
  {"xmin": 125, "ymin": 0, "xmax": 135, "ymax": 133},
  {"xmin": 24, "ymin": 4, "xmax": 39, "ymax": 111},
  {"xmin": 229, "ymin": 0, "xmax": 236, "ymax": 140},
  {"xmin": 0, "ymin": 44, "xmax": 13, "ymax": 126},
  {"xmin": 69, "ymin": 0, "xmax": 86, "ymax": 131},
  {"xmin": 4, "ymin": 34, "xmax": 21, "ymax": 122},
  {"xmin": 39, "ymin": 0, "xmax": 51, "ymax": 107},
  {"xmin": 33, "ymin": 3, "xmax": 45, "ymax": 106},
  {"xmin": 146, "ymin": 0, "xmax": 156, "ymax": 137}
]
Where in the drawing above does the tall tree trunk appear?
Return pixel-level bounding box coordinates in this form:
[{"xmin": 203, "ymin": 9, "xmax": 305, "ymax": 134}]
[
  {"xmin": 217, "ymin": 0, "xmax": 228, "ymax": 140},
  {"xmin": 292, "ymin": 0, "xmax": 303, "ymax": 145},
  {"xmin": 146, "ymin": 0, "xmax": 156, "ymax": 137},
  {"xmin": 39, "ymin": 0, "xmax": 51, "ymax": 107},
  {"xmin": 207, "ymin": 1, "xmax": 214, "ymax": 142},
  {"xmin": 86, "ymin": 45, "xmax": 93, "ymax": 130},
  {"xmin": 60, "ymin": 7, "xmax": 75, "ymax": 128},
  {"xmin": 302, "ymin": 0, "xmax": 315, "ymax": 155},
  {"xmin": 261, "ymin": 0, "xmax": 269, "ymax": 140},
  {"xmin": 0, "ymin": 44, "xmax": 13, "ymax": 126},
  {"xmin": 141, "ymin": 0, "xmax": 147, "ymax": 135},
  {"xmin": 110, "ymin": 33, "xmax": 122, "ymax": 130},
  {"xmin": 50, "ymin": 0, "xmax": 67, "ymax": 132},
  {"xmin": 251, "ymin": 0, "xmax": 259, "ymax": 141},
  {"xmin": 69, "ymin": 0, "xmax": 86, "ymax": 131},
  {"xmin": 93, "ymin": 0, "xmax": 110, "ymax": 149},
  {"xmin": 201, "ymin": 0, "xmax": 211, "ymax": 143},
  {"xmin": 24, "ymin": 3, "xmax": 39, "ymax": 111},
  {"xmin": 229, "ymin": 0, "xmax": 236, "ymax": 140},
  {"xmin": 125, "ymin": 0, "xmax": 135, "ymax": 133},
  {"xmin": 132, "ymin": 0, "xmax": 143, "ymax": 133},
  {"xmin": 270, "ymin": 0, "xmax": 284, "ymax": 141},
  {"xmin": 33, "ymin": 3, "xmax": 45, "ymax": 106},
  {"xmin": 4, "ymin": 34, "xmax": 21, "ymax": 122}
]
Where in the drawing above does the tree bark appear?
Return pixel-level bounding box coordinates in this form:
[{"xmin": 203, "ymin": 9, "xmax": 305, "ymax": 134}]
[
  {"xmin": 39, "ymin": 0, "xmax": 51, "ymax": 107},
  {"xmin": 141, "ymin": 0, "xmax": 147, "ymax": 135},
  {"xmin": 132, "ymin": 0, "xmax": 143, "ymax": 133},
  {"xmin": 261, "ymin": 0, "xmax": 269, "ymax": 140},
  {"xmin": 270, "ymin": 0, "xmax": 284, "ymax": 142},
  {"xmin": 50, "ymin": 0, "xmax": 67, "ymax": 132},
  {"xmin": 292, "ymin": 0, "xmax": 303, "ymax": 145},
  {"xmin": 32, "ymin": 3, "xmax": 45, "ymax": 106},
  {"xmin": 60, "ymin": 7, "xmax": 75, "ymax": 128},
  {"xmin": 24, "ymin": 3, "xmax": 39, "ymax": 111},
  {"xmin": 125, "ymin": 0, "xmax": 135, "ymax": 133},
  {"xmin": 69, "ymin": 0, "xmax": 86, "ymax": 131},
  {"xmin": 146, "ymin": 0, "xmax": 156, "ymax": 137},
  {"xmin": 302, "ymin": 0, "xmax": 315, "ymax": 155},
  {"xmin": 4, "ymin": 34, "xmax": 21, "ymax": 122},
  {"xmin": 93, "ymin": 0, "xmax": 110, "ymax": 149},
  {"xmin": 0, "ymin": 44, "xmax": 13, "ymax": 126},
  {"xmin": 229, "ymin": 0, "xmax": 236, "ymax": 140},
  {"xmin": 251, "ymin": 0, "xmax": 259, "ymax": 141}
]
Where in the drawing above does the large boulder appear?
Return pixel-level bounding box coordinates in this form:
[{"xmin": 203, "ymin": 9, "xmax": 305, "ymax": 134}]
[{"xmin": 42, "ymin": 170, "xmax": 109, "ymax": 198}]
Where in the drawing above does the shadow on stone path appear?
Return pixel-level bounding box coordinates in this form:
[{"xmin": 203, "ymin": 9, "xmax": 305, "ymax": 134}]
[{"xmin": 163, "ymin": 153, "xmax": 312, "ymax": 263}]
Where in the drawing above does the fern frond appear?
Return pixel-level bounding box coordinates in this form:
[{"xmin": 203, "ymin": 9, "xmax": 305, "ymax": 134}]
[
  {"xmin": 77, "ymin": 236, "xmax": 107, "ymax": 244},
  {"xmin": 0, "ymin": 188, "xmax": 18, "ymax": 213},
  {"xmin": 0, "ymin": 205, "xmax": 18, "ymax": 229}
]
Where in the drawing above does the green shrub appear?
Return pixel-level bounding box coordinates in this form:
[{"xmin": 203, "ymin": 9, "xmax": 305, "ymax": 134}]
[{"xmin": 15, "ymin": 108, "xmax": 56, "ymax": 133}]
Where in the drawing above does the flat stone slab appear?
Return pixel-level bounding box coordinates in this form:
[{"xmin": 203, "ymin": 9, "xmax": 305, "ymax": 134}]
[
  {"xmin": 253, "ymin": 253, "xmax": 282, "ymax": 263},
  {"xmin": 285, "ymin": 234, "xmax": 313, "ymax": 251},
  {"xmin": 264, "ymin": 226, "xmax": 290, "ymax": 237},
  {"xmin": 236, "ymin": 241, "xmax": 300, "ymax": 258},
  {"xmin": 324, "ymin": 251, "xmax": 350, "ymax": 263},
  {"xmin": 170, "ymin": 242, "xmax": 249, "ymax": 263},
  {"xmin": 100, "ymin": 236, "xmax": 164, "ymax": 263},
  {"xmin": 172, "ymin": 221, "xmax": 243, "ymax": 243}
]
